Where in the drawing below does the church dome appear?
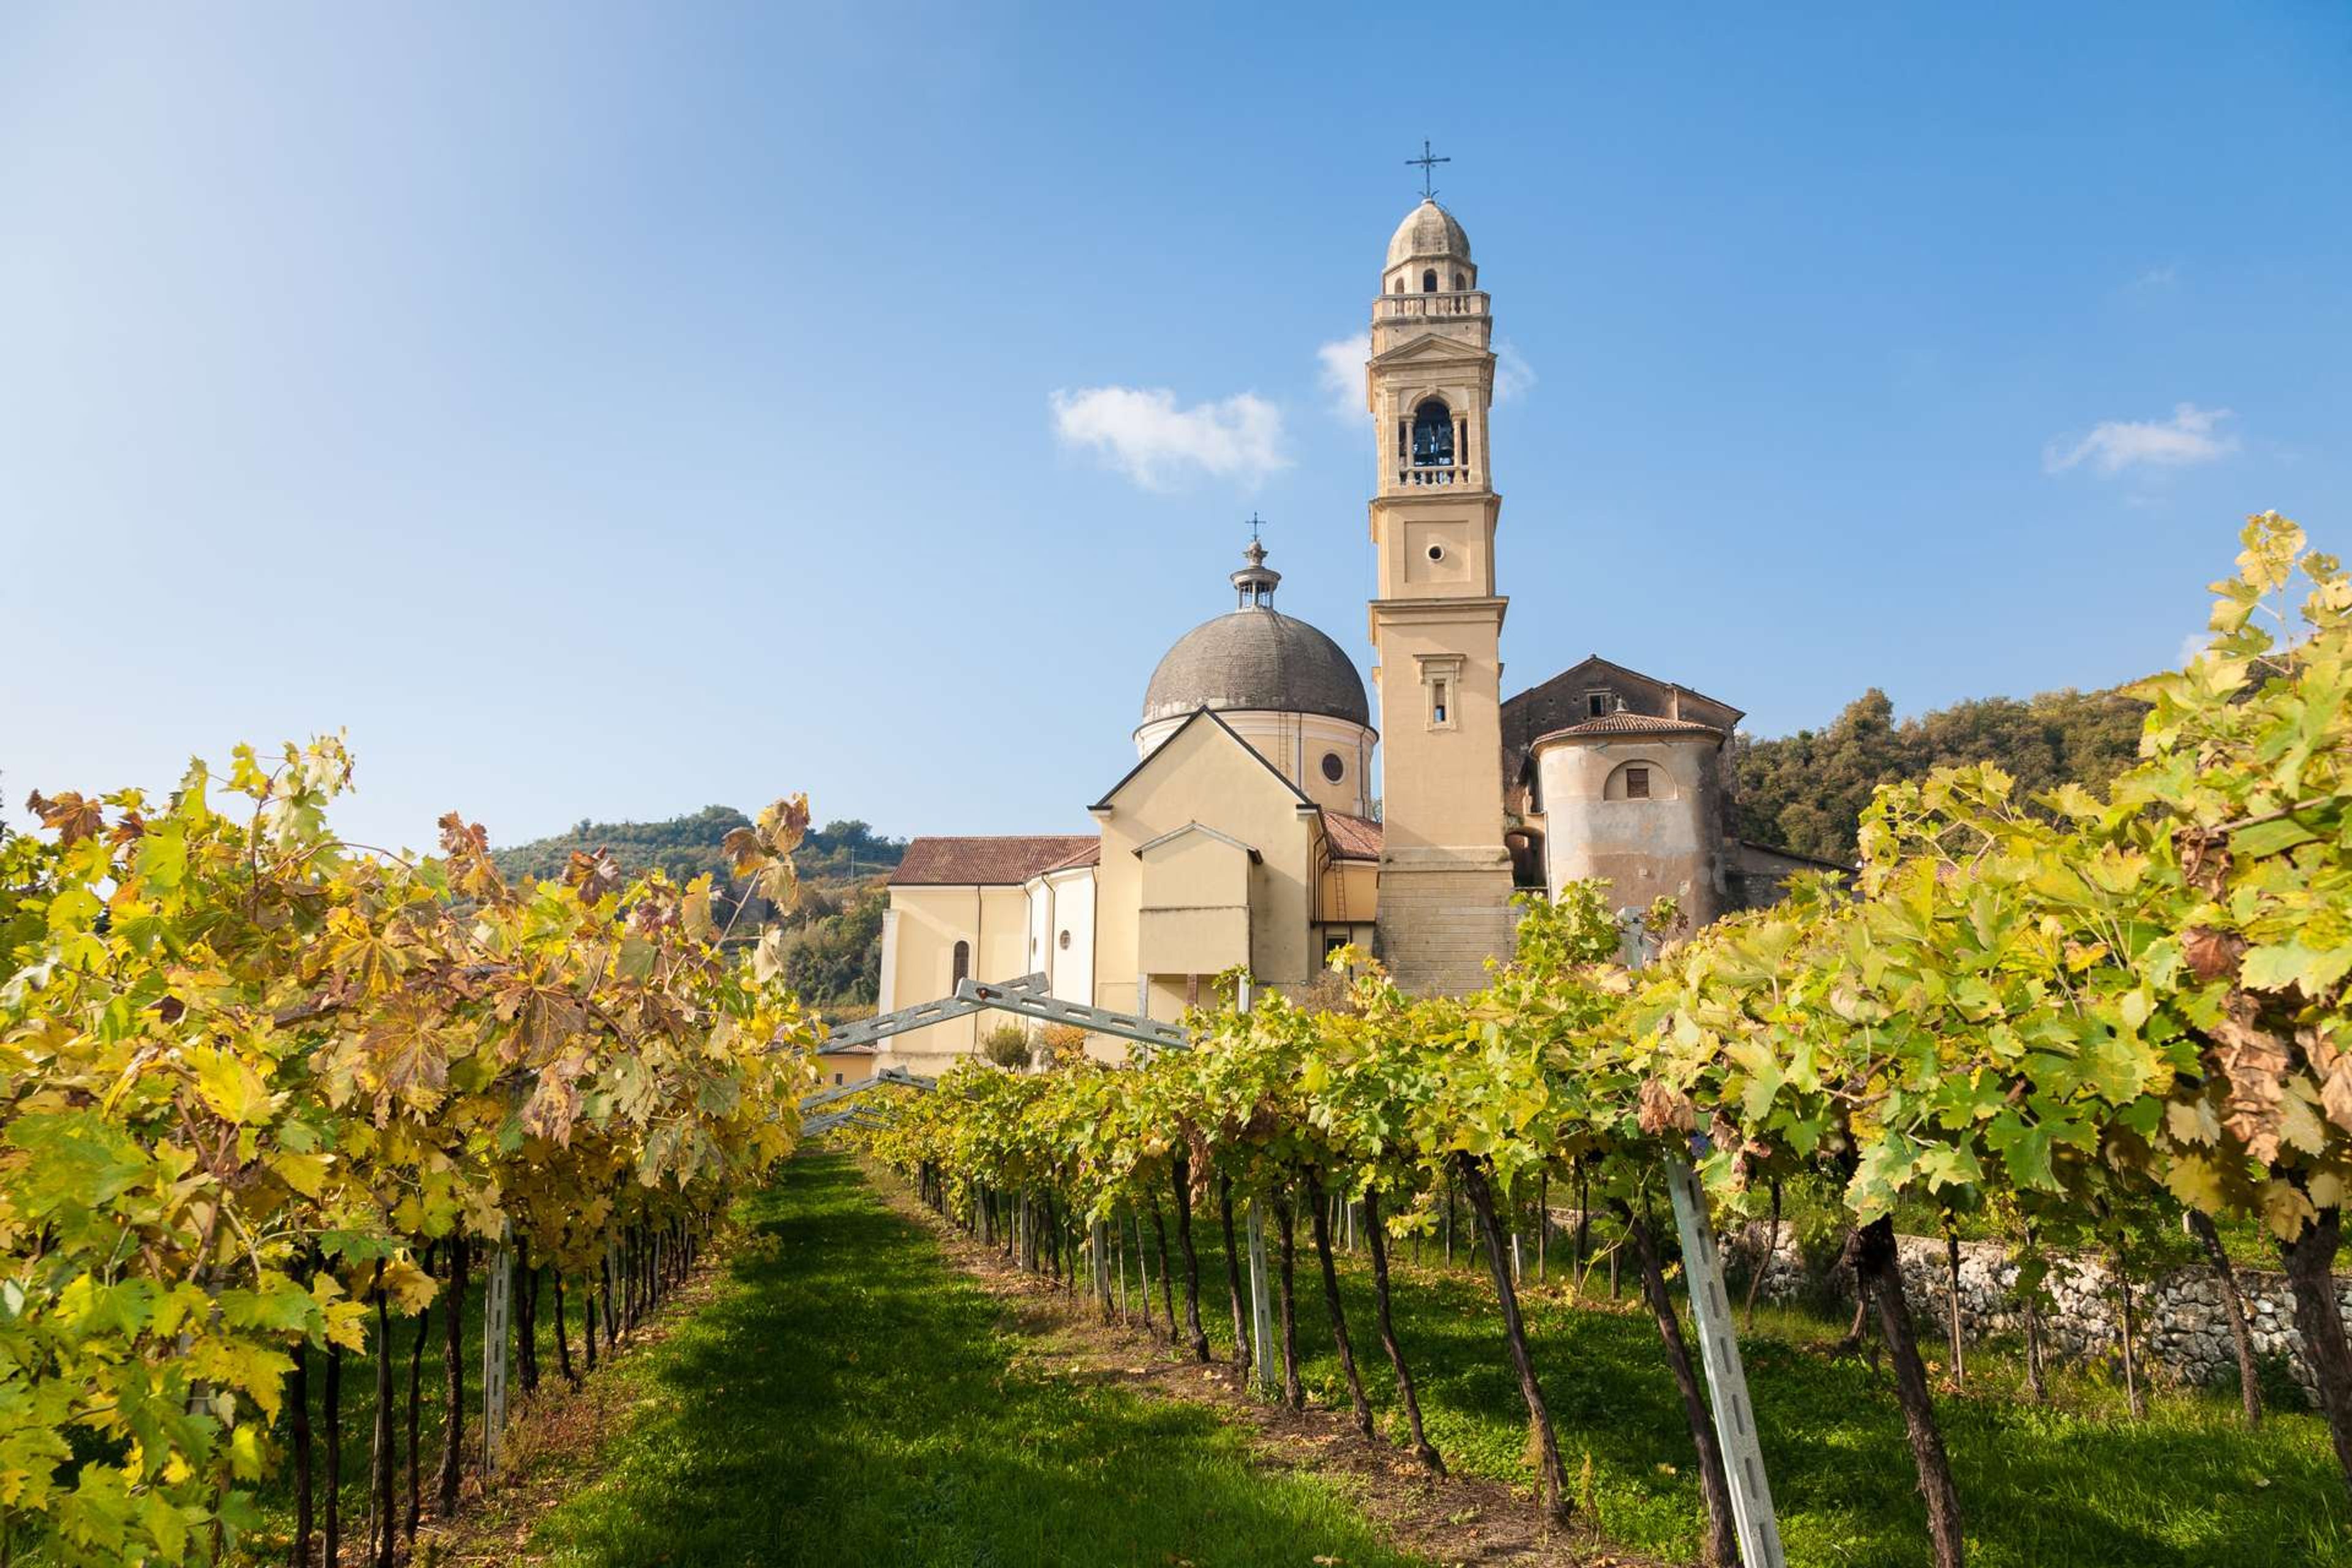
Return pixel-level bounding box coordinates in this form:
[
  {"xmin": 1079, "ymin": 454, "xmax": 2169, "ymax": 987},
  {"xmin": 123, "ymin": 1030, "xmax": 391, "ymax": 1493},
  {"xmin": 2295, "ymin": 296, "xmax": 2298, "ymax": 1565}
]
[
  {"xmin": 1142, "ymin": 609, "xmax": 1371, "ymax": 728},
  {"xmin": 1140, "ymin": 540, "xmax": 1370, "ymax": 729},
  {"xmin": 1386, "ymin": 199, "xmax": 1472, "ymax": 268}
]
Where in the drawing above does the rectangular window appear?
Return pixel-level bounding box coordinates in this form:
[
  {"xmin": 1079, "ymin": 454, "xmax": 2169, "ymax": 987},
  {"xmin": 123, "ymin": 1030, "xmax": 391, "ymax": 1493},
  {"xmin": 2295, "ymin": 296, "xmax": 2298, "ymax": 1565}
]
[
  {"xmin": 1588, "ymin": 693, "xmax": 1607, "ymax": 717},
  {"xmin": 1626, "ymin": 766, "xmax": 1651, "ymax": 800},
  {"xmin": 1324, "ymin": 933, "xmax": 1348, "ymax": 960},
  {"xmin": 1419, "ymin": 654, "xmax": 1463, "ymax": 732}
]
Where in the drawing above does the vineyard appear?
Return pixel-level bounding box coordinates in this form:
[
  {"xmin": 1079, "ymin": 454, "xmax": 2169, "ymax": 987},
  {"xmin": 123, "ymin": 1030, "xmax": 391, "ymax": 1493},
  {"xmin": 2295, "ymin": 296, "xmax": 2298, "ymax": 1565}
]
[
  {"xmin": 860, "ymin": 514, "xmax": 2352, "ymax": 1567},
  {"xmin": 0, "ymin": 753, "xmax": 819, "ymax": 1564},
  {"xmin": 0, "ymin": 512, "xmax": 2346, "ymax": 1567}
]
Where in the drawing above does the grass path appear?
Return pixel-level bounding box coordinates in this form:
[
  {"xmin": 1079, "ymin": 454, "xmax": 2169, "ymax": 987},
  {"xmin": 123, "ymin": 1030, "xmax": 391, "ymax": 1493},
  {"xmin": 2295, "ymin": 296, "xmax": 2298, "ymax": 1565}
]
[
  {"xmin": 514, "ymin": 1153, "xmax": 1427, "ymax": 1567},
  {"xmin": 921, "ymin": 1185, "xmax": 2350, "ymax": 1567}
]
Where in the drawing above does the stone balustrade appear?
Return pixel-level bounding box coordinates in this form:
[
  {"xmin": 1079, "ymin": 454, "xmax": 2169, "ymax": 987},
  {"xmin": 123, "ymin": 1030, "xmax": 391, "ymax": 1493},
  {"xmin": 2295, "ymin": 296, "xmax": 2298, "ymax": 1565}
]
[{"xmin": 1374, "ymin": 291, "xmax": 1490, "ymax": 320}]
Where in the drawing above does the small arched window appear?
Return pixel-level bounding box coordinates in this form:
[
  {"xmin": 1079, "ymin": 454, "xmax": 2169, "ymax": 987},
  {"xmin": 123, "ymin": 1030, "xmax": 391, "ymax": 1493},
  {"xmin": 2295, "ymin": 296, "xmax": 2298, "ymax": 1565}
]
[
  {"xmin": 1422, "ymin": 268, "xmax": 1438, "ymax": 293},
  {"xmin": 1604, "ymin": 760, "xmax": 1670, "ymax": 801},
  {"xmin": 1411, "ymin": 398, "xmax": 1455, "ymax": 469},
  {"xmin": 1453, "ymin": 270, "xmax": 1467, "ymax": 291},
  {"xmin": 951, "ymin": 939, "xmax": 970, "ymax": 985}
]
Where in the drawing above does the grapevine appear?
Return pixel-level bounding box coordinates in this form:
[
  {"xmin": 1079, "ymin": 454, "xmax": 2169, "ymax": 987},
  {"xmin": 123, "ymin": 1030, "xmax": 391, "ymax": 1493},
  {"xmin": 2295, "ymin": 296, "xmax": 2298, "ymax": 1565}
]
[{"xmin": 0, "ymin": 743, "xmax": 818, "ymax": 1564}]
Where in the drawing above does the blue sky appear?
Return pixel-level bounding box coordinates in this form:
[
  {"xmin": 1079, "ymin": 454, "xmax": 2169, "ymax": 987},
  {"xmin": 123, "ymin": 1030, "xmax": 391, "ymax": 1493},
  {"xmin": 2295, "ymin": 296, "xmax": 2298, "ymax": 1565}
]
[{"xmin": 3, "ymin": 3, "xmax": 2346, "ymax": 851}]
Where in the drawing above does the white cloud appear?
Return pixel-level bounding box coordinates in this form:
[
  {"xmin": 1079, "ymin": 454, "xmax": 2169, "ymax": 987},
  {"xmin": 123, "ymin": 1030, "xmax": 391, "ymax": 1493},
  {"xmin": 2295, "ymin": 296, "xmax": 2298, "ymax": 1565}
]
[
  {"xmin": 1049, "ymin": 386, "xmax": 1289, "ymax": 491},
  {"xmin": 2177, "ymin": 630, "xmax": 2214, "ymax": 669},
  {"xmin": 2043, "ymin": 402, "xmax": 2239, "ymax": 477},
  {"xmin": 2132, "ymin": 264, "xmax": 2180, "ymax": 291},
  {"xmin": 1312, "ymin": 331, "xmax": 1536, "ymax": 417},
  {"xmin": 1316, "ymin": 333, "xmax": 1370, "ymax": 419},
  {"xmin": 1494, "ymin": 340, "xmax": 1537, "ymax": 404}
]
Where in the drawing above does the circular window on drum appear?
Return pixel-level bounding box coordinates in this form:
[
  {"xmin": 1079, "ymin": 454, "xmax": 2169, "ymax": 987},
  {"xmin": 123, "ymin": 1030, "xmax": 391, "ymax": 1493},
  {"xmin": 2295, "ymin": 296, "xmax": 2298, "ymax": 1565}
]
[{"xmin": 1321, "ymin": 751, "xmax": 1345, "ymax": 783}]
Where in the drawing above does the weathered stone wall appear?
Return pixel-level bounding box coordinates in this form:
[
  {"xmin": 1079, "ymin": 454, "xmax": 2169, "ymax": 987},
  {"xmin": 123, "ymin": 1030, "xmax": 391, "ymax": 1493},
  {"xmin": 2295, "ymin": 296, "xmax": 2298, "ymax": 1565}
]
[{"xmin": 1727, "ymin": 1225, "xmax": 2350, "ymax": 1401}]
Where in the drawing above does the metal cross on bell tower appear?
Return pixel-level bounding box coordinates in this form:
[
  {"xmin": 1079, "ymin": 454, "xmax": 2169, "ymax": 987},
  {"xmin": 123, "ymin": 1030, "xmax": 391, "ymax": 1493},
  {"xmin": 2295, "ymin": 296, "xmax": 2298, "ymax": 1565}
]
[{"xmin": 1406, "ymin": 138, "xmax": 1450, "ymax": 201}]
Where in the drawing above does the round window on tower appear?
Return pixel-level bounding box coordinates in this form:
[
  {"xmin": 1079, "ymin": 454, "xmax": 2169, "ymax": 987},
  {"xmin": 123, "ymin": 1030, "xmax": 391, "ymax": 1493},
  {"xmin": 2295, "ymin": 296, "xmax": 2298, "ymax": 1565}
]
[
  {"xmin": 1321, "ymin": 751, "xmax": 1345, "ymax": 783},
  {"xmin": 1426, "ymin": 542, "xmax": 1447, "ymax": 563}
]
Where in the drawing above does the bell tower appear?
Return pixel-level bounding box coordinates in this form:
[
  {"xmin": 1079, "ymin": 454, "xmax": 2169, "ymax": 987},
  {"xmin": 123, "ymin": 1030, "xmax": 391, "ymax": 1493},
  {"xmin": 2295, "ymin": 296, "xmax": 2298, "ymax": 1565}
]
[{"xmin": 1365, "ymin": 176, "xmax": 1517, "ymax": 993}]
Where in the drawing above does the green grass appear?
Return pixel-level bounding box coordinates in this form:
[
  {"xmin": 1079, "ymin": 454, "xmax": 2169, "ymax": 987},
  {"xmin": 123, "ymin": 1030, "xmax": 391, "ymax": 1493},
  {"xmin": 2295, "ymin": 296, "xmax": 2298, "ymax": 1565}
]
[
  {"xmin": 231, "ymin": 1163, "xmax": 2351, "ymax": 1567},
  {"xmin": 1145, "ymin": 1201, "xmax": 2352, "ymax": 1568},
  {"xmin": 518, "ymin": 1154, "xmax": 1426, "ymax": 1567}
]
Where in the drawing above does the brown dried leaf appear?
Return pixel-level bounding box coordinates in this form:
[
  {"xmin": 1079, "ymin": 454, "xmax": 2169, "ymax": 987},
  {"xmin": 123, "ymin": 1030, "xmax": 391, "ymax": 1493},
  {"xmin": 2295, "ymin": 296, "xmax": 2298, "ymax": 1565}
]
[
  {"xmin": 2184, "ymin": 926, "xmax": 2248, "ymax": 985},
  {"xmin": 522, "ymin": 1052, "xmax": 589, "ymax": 1145},
  {"xmin": 2301, "ymin": 1025, "xmax": 2352, "ymax": 1134},
  {"xmin": 720, "ymin": 826, "xmax": 766, "ymax": 875},
  {"xmin": 2212, "ymin": 992, "xmax": 2291, "ymax": 1164},
  {"xmin": 437, "ymin": 812, "xmax": 489, "ymax": 861},
  {"xmin": 564, "ymin": 848, "xmax": 623, "ymax": 903},
  {"xmin": 27, "ymin": 790, "xmax": 105, "ymax": 846},
  {"xmin": 760, "ymin": 794, "xmax": 812, "ymax": 857},
  {"xmin": 1638, "ymin": 1076, "xmax": 1696, "ymax": 1137}
]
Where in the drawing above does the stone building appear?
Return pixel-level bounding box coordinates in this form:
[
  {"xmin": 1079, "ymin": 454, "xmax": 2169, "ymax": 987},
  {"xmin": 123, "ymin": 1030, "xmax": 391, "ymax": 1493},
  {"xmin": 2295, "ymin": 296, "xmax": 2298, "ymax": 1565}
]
[{"xmin": 875, "ymin": 195, "xmax": 1839, "ymax": 1076}]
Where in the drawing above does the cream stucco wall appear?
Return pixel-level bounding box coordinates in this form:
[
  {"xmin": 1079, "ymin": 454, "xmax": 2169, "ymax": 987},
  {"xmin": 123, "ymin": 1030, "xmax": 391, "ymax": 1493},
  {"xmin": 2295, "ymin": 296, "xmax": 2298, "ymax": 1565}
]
[
  {"xmin": 1134, "ymin": 708, "xmax": 1375, "ymax": 818},
  {"xmin": 1093, "ymin": 715, "xmax": 1321, "ymax": 1020},
  {"xmin": 1536, "ymin": 734, "xmax": 1728, "ymax": 925},
  {"xmin": 1037, "ymin": 866, "xmax": 1095, "ymax": 1006},
  {"xmin": 1317, "ymin": 856, "xmax": 1379, "ymax": 927},
  {"xmin": 875, "ymin": 881, "xmax": 1030, "ymax": 1077}
]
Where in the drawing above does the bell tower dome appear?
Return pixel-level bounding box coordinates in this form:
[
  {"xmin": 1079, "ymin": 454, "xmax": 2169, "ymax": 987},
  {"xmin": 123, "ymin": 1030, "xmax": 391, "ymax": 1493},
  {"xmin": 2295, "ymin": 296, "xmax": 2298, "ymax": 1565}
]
[{"xmin": 1363, "ymin": 165, "xmax": 1516, "ymax": 994}]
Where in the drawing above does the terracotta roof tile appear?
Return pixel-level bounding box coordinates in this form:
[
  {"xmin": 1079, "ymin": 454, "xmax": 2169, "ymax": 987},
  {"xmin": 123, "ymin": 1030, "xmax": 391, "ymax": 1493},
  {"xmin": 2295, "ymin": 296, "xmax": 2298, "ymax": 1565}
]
[
  {"xmin": 1042, "ymin": 839, "xmax": 1102, "ymax": 872},
  {"xmin": 888, "ymin": 835, "xmax": 1101, "ymax": 887},
  {"xmin": 1530, "ymin": 712, "xmax": 1724, "ymax": 745},
  {"xmin": 1322, "ymin": 811, "xmax": 1384, "ymax": 861}
]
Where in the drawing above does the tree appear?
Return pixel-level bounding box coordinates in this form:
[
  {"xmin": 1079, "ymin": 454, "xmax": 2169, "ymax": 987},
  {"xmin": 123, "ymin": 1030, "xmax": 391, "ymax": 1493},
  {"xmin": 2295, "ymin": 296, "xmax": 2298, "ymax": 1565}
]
[{"xmin": 1733, "ymin": 683, "xmax": 2149, "ymax": 864}]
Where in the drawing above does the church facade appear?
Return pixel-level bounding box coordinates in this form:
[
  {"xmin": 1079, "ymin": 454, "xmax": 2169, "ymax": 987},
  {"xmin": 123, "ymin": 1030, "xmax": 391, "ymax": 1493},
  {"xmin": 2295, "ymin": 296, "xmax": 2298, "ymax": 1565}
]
[{"xmin": 872, "ymin": 197, "xmax": 1834, "ymax": 1079}]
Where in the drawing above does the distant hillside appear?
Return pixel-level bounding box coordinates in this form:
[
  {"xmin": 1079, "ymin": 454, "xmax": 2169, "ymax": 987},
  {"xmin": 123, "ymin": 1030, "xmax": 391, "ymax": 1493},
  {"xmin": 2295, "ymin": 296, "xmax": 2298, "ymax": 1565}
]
[
  {"xmin": 1732, "ymin": 684, "xmax": 2150, "ymax": 866},
  {"xmin": 496, "ymin": 806, "xmax": 903, "ymax": 891},
  {"xmin": 494, "ymin": 809, "xmax": 904, "ymax": 1005}
]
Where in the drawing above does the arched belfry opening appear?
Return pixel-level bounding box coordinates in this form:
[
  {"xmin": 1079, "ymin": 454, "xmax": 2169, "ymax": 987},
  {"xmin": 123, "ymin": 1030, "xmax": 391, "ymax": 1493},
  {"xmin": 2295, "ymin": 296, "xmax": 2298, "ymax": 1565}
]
[
  {"xmin": 1411, "ymin": 398, "xmax": 1455, "ymax": 472},
  {"xmin": 1422, "ymin": 268, "xmax": 1438, "ymax": 293}
]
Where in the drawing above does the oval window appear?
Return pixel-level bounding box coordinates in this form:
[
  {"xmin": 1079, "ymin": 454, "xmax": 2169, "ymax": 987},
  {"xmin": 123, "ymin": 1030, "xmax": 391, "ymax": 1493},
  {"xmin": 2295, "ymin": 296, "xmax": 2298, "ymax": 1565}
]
[
  {"xmin": 1058, "ymin": 929, "xmax": 1071, "ymax": 951},
  {"xmin": 1321, "ymin": 752, "xmax": 1345, "ymax": 783}
]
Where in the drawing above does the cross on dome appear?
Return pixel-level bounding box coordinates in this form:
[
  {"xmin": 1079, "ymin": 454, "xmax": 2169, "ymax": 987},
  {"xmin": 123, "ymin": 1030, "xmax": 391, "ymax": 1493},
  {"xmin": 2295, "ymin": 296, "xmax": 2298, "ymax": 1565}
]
[{"xmin": 1406, "ymin": 138, "xmax": 1450, "ymax": 202}]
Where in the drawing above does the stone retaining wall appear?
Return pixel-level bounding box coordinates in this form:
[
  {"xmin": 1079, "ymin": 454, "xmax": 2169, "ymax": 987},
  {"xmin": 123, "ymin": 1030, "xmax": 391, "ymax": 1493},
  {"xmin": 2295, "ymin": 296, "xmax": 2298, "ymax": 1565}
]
[{"xmin": 1725, "ymin": 1224, "xmax": 2348, "ymax": 1398}]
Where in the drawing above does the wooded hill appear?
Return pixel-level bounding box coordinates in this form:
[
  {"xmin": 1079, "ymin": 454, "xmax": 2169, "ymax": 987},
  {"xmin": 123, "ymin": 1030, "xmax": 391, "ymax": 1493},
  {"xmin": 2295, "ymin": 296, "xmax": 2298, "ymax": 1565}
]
[
  {"xmin": 1732, "ymin": 684, "xmax": 2149, "ymax": 865},
  {"xmin": 494, "ymin": 807, "xmax": 903, "ymax": 1006}
]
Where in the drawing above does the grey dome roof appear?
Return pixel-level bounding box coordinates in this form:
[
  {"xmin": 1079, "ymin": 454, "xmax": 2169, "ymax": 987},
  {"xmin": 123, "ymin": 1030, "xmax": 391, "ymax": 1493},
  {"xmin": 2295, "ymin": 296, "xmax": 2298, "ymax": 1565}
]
[
  {"xmin": 1142, "ymin": 609, "xmax": 1371, "ymax": 728},
  {"xmin": 1387, "ymin": 199, "xmax": 1471, "ymax": 268}
]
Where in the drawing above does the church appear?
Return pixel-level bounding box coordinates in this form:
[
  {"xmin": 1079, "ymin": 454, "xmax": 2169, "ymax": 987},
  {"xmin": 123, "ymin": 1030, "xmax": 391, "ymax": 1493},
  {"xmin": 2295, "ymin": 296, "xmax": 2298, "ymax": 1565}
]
[{"xmin": 869, "ymin": 194, "xmax": 1836, "ymax": 1078}]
